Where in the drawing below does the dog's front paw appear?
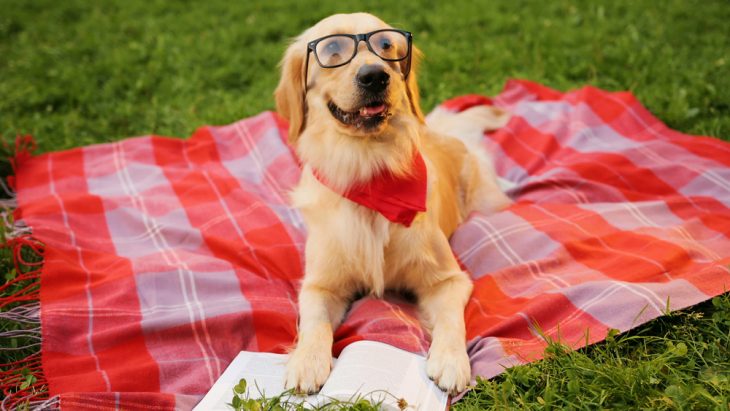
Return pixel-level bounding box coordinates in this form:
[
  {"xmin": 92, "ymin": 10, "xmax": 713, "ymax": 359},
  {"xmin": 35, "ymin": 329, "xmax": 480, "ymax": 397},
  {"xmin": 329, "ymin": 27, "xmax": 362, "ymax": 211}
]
[
  {"xmin": 426, "ymin": 344, "xmax": 471, "ymax": 394},
  {"xmin": 285, "ymin": 344, "xmax": 332, "ymax": 394}
]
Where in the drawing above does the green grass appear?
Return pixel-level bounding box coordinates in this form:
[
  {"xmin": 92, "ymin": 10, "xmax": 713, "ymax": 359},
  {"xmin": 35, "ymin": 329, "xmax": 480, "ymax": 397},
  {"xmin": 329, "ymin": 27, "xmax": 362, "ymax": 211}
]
[
  {"xmin": 1, "ymin": 0, "xmax": 729, "ymax": 409},
  {"xmin": 2, "ymin": 0, "xmax": 729, "ymax": 149},
  {"xmin": 456, "ymin": 294, "xmax": 730, "ymax": 410}
]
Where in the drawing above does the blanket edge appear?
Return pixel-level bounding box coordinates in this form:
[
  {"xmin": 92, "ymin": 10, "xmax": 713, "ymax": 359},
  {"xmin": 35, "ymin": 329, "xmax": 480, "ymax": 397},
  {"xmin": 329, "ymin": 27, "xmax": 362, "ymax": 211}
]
[{"xmin": 0, "ymin": 135, "xmax": 57, "ymax": 410}]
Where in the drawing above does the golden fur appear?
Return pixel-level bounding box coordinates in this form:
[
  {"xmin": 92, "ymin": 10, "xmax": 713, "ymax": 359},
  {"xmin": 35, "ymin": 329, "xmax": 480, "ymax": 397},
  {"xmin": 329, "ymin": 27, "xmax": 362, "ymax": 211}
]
[{"xmin": 275, "ymin": 12, "xmax": 510, "ymax": 395}]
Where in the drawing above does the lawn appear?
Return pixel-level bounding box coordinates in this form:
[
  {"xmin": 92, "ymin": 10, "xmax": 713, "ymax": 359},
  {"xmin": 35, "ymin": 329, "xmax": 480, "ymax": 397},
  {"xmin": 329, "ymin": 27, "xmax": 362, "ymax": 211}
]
[{"xmin": 1, "ymin": 0, "xmax": 729, "ymax": 409}]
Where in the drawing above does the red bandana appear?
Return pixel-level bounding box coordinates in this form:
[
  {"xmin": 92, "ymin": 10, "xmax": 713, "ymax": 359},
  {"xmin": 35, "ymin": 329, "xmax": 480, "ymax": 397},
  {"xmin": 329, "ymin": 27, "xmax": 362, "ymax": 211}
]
[{"xmin": 313, "ymin": 152, "xmax": 428, "ymax": 227}]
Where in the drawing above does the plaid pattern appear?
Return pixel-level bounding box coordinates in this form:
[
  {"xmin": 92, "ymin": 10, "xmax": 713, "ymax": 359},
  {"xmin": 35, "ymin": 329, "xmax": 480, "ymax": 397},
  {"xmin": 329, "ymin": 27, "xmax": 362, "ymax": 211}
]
[{"xmin": 13, "ymin": 79, "xmax": 730, "ymax": 410}]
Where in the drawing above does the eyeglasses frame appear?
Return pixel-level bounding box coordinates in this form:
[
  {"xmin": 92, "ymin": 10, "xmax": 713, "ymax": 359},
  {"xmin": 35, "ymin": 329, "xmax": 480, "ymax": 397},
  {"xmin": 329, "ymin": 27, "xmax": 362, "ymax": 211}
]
[{"xmin": 303, "ymin": 29, "xmax": 413, "ymax": 93}]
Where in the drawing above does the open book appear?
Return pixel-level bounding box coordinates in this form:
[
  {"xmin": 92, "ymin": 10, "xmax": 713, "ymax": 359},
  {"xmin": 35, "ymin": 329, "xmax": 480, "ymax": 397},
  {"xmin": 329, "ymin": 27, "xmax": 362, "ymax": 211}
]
[{"xmin": 193, "ymin": 340, "xmax": 448, "ymax": 410}]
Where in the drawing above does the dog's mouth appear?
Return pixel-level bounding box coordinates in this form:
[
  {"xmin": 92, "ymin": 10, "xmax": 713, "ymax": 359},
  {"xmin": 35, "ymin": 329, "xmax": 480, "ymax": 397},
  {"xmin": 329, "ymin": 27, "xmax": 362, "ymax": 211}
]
[{"xmin": 327, "ymin": 100, "xmax": 390, "ymax": 131}]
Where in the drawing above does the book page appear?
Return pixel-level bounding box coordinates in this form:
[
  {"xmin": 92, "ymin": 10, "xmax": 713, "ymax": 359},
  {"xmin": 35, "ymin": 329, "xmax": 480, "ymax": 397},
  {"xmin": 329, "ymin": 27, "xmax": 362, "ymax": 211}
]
[
  {"xmin": 320, "ymin": 341, "xmax": 448, "ymax": 411},
  {"xmin": 193, "ymin": 351, "xmax": 318, "ymax": 410}
]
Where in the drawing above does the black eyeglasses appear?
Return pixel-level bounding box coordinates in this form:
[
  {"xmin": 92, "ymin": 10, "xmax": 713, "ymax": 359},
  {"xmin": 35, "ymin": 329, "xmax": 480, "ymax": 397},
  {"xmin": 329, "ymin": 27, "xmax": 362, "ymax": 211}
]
[{"xmin": 304, "ymin": 29, "xmax": 413, "ymax": 89}]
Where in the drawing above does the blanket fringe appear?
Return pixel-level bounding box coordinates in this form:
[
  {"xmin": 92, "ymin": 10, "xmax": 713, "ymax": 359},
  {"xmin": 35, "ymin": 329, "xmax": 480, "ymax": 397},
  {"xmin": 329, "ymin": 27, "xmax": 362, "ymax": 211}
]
[
  {"xmin": 0, "ymin": 235, "xmax": 44, "ymax": 311},
  {"xmin": 0, "ymin": 135, "xmax": 51, "ymax": 410},
  {"xmin": 2, "ymin": 395, "xmax": 59, "ymax": 411}
]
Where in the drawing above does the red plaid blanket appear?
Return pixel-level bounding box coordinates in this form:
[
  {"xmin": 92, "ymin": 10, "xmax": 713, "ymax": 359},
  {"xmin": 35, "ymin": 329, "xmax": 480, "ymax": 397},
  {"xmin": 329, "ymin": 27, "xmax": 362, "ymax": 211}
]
[{"xmin": 5, "ymin": 79, "xmax": 730, "ymax": 410}]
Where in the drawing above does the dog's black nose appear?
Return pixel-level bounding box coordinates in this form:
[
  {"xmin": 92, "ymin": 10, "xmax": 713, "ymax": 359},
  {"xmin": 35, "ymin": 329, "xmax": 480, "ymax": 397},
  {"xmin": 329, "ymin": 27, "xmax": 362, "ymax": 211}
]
[{"xmin": 356, "ymin": 65, "xmax": 389, "ymax": 92}]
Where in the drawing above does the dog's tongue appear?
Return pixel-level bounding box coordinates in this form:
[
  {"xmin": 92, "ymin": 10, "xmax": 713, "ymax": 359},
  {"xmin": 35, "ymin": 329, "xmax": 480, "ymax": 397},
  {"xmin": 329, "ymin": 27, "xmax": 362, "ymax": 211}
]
[{"xmin": 359, "ymin": 104, "xmax": 386, "ymax": 117}]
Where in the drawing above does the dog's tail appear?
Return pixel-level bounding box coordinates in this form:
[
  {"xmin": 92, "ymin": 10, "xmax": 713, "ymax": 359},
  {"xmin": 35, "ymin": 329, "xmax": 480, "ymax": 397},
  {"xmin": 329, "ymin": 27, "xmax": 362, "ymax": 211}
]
[{"xmin": 426, "ymin": 105, "xmax": 515, "ymax": 214}]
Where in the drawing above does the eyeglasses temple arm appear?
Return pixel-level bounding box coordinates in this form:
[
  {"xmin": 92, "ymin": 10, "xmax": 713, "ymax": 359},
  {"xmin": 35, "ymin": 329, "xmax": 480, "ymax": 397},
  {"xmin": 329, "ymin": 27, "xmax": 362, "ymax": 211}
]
[
  {"xmin": 404, "ymin": 37, "xmax": 412, "ymax": 80},
  {"xmin": 302, "ymin": 48, "xmax": 311, "ymax": 106}
]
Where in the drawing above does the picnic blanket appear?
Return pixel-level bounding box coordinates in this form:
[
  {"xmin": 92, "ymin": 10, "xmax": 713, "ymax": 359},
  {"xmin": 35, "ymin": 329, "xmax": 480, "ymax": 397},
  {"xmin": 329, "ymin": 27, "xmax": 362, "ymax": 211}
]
[{"xmin": 2, "ymin": 79, "xmax": 729, "ymax": 410}]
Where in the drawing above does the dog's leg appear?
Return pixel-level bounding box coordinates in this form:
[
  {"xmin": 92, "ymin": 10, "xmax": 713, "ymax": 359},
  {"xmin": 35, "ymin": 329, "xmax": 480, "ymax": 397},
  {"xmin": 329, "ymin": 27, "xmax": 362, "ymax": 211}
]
[
  {"xmin": 415, "ymin": 235, "xmax": 474, "ymax": 394},
  {"xmin": 420, "ymin": 272, "xmax": 473, "ymax": 394},
  {"xmin": 285, "ymin": 284, "xmax": 348, "ymax": 394}
]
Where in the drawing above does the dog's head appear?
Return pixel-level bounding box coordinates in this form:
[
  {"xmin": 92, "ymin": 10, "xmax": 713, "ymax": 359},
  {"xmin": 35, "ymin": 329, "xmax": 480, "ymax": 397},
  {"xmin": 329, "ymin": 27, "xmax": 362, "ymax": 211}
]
[{"xmin": 275, "ymin": 13, "xmax": 423, "ymax": 145}]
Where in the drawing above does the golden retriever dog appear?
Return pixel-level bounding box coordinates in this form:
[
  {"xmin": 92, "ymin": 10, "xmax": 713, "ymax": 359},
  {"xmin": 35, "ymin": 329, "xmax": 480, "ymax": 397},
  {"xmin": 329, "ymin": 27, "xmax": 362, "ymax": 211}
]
[{"xmin": 275, "ymin": 12, "xmax": 510, "ymax": 395}]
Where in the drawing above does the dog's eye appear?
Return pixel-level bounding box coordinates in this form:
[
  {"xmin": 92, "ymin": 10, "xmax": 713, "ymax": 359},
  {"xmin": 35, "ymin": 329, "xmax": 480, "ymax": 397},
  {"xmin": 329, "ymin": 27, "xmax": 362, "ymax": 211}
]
[
  {"xmin": 325, "ymin": 40, "xmax": 341, "ymax": 54},
  {"xmin": 369, "ymin": 31, "xmax": 407, "ymax": 60},
  {"xmin": 316, "ymin": 37, "xmax": 354, "ymax": 66}
]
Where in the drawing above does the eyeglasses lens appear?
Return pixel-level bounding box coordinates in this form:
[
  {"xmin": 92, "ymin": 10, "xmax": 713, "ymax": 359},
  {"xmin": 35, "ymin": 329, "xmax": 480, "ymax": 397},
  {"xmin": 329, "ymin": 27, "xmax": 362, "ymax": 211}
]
[
  {"xmin": 315, "ymin": 36, "xmax": 356, "ymax": 67},
  {"xmin": 369, "ymin": 31, "xmax": 408, "ymax": 61}
]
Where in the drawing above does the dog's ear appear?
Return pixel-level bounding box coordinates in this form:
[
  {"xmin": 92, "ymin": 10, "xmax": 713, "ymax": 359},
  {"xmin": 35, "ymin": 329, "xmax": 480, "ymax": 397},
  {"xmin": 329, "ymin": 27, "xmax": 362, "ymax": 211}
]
[
  {"xmin": 275, "ymin": 39, "xmax": 307, "ymax": 144},
  {"xmin": 403, "ymin": 45, "xmax": 425, "ymax": 123}
]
